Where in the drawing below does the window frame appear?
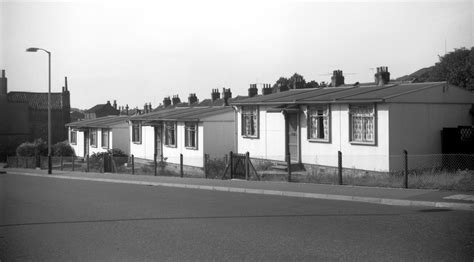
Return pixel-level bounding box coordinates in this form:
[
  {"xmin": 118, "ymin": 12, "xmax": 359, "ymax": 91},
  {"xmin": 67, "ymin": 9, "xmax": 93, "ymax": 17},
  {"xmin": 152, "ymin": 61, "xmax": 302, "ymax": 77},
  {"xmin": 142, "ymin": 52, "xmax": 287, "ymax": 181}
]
[
  {"xmin": 184, "ymin": 122, "xmax": 198, "ymax": 149},
  {"xmin": 90, "ymin": 128, "xmax": 98, "ymax": 148},
  {"xmin": 132, "ymin": 122, "xmax": 142, "ymax": 144},
  {"xmin": 164, "ymin": 121, "xmax": 177, "ymax": 147},
  {"xmin": 349, "ymin": 104, "xmax": 377, "ymax": 146},
  {"xmin": 70, "ymin": 129, "xmax": 77, "ymax": 145},
  {"xmin": 101, "ymin": 128, "xmax": 110, "ymax": 149},
  {"xmin": 241, "ymin": 106, "xmax": 259, "ymax": 138},
  {"xmin": 307, "ymin": 104, "xmax": 331, "ymax": 143}
]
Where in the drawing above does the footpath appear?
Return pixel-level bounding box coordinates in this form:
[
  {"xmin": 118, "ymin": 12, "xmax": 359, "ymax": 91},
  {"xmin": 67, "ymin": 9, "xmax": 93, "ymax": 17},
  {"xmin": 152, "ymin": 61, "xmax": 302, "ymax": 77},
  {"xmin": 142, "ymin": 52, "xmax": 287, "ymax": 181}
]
[{"xmin": 2, "ymin": 167, "xmax": 474, "ymax": 211}]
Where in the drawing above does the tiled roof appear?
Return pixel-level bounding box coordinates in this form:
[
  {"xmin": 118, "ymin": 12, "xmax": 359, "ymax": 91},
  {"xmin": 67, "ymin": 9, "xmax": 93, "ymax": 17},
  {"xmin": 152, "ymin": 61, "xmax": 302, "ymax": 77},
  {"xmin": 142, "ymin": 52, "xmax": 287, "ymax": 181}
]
[
  {"xmin": 231, "ymin": 82, "xmax": 452, "ymax": 105},
  {"xmin": 7, "ymin": 92, "xmax": 66, "ymax": 110},
  {"xmin": 66, "ymin": 115, "xmax": 129, "ymax": 128},
  {"xmin": 130, "ymin": 106, "xmax": 233, "ymax": 123},
  {"xmin": 84, "ymin": 104, "xmax": 107, "ymax": 113}
]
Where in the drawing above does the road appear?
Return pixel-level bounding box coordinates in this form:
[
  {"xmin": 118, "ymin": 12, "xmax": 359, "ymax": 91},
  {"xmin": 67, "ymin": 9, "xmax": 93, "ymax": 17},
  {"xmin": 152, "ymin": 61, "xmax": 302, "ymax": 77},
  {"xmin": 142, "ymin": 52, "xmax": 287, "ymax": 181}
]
[{"xmin": 0, "ymin": 173, "xmax": 472, "ymax": 261}]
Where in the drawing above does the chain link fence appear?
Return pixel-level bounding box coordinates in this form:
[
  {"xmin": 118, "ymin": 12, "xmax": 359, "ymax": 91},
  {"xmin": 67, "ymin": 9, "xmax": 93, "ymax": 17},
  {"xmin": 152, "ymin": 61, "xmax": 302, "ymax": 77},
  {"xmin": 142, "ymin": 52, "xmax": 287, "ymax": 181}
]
[{"xmin": 5, "ymin": 152, "xmax": 474, "ymax": 191}]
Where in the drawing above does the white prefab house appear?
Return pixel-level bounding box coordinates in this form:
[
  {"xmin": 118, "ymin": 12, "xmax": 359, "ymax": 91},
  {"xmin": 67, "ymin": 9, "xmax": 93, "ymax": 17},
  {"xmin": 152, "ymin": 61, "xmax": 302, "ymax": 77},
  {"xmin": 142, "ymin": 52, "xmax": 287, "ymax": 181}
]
[
  {"xmin": 129, "ymin": 106, "xmax": 235, "ymax": 168},
  {"xmin": 66, "ymin": 116, "xmax": 130, "ymax": 157},
  {"xmin": 231, "ymin": 81, "xmax": 474, "ymax": 172}
]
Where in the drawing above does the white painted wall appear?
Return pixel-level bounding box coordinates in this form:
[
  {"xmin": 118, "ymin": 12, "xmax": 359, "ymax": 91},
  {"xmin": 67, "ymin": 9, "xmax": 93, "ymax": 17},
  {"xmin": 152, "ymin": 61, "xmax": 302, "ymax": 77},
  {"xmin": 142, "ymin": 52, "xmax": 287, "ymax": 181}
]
[
  {"xmin": 69, "ymin": 127, "xmax": 84, "ymax": 157},
  {"xmin": 130, "ymin": 125, "xmax": 155, "ymax": 160},
  {"xmin": 237, "ymin": 106, "xmax": 286, "ymax": 161},
  {"xmin": 88, "ymin": 128, "xmax": 109, "ymax": 155},
  {"xmin": 237, "ymin": 104, "xmax": 391, "ymax": 171},
  {"xmin": 388, "ymin": 103, "xmax": 473, "ymax": 170},
  {"xmin": 162, "ymin": 122, "xmax": 205, "ymax": 167}
]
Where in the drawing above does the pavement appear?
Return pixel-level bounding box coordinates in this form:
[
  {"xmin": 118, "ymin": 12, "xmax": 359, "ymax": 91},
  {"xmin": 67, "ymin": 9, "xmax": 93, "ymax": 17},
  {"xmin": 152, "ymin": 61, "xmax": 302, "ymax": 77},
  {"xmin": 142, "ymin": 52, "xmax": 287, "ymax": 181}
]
[{"xmin": 2, "ymin": 167, "xmax": 474, "ymax": 211}]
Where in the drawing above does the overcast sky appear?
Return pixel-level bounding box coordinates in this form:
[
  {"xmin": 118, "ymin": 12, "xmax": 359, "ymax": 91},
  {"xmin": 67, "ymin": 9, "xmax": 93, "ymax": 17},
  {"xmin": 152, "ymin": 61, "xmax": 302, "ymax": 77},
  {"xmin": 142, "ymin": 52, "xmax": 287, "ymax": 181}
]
[{"xmin": 0, "ymin": 0, "xmax": 472, "ymax": 109}]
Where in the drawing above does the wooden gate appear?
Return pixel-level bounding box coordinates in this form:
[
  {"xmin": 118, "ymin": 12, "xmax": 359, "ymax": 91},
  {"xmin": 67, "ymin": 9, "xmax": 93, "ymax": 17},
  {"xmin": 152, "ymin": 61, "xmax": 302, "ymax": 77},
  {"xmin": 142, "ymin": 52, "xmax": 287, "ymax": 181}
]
[{"xmin": 222, "ymin": 151, "xmax": 260, "ymax": 180}]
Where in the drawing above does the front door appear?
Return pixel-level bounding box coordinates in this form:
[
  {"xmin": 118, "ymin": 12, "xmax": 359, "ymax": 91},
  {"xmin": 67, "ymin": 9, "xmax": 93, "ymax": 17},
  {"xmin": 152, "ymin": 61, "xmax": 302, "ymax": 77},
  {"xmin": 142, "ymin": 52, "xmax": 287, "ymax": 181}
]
[
  {"xmin": 155, "ymin": 125, "xmax": 163, "ymax": 160},
  {"xmin": 84, "ymin": 131, "xmax": 89, "ymax": 158},
  {"xmin": 287, "ymin": 113, "xmax": 299, "ymax": 162}
]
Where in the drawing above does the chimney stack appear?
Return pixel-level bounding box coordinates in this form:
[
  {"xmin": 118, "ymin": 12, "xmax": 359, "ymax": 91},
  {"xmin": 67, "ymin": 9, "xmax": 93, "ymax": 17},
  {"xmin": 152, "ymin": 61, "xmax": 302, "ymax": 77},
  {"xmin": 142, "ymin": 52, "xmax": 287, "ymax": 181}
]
[
  {"xmin": 125, "ymin": 104, "xmax": 129, "ymax": 115},
  {"xmin": 331, "ymin": 70, "xmax": 345, "ymax": 87},
  {"xmin": 262, "ymin": 84, "xmax": 273, "ymax": 95},
  {"xmin": 0, "ymin": 70, "xmax": 7, "ymax": 101},
  {"xmin": 172, "ymin": 95, "xmax": 181, "ymax": 105},
  {"xmin": 248, "ymin": 84, "xmax": 258, "ymax": 97},
  {"xmin": 106, "ymin": 100, "xmax": 111, "ymax": 105},
  {"xmin": 144, "ymin": 103, "xmax": 148, "ymax": 114},
  {"xmin": 148, "ymin": 103, "xmax": 152, "ymax": 112},
  {"xmin": 188, "ymin": 93, "xmax": 198, "ymax": 105},
  {"xmin": 374, "ymin": 66, "xmax": 390, "ymax": 86},
  {"xmin": 163, "ymin": 96, "xmax": 171, "ymax": 107},
  {"xmin": 113, "ymin": 100, "xmax": 117, "ymax": 109},
  {"xmin": 211, "ymin": 89, "xmax": 220, "ymax": 101}
]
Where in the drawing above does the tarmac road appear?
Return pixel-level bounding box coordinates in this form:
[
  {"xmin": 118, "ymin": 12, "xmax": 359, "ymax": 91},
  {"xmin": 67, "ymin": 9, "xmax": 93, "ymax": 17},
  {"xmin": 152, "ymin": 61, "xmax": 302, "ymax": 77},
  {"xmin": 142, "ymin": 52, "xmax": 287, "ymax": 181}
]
[{"xmin": 1, "ymin": 173, "xmax": 472, "ymax": 261}]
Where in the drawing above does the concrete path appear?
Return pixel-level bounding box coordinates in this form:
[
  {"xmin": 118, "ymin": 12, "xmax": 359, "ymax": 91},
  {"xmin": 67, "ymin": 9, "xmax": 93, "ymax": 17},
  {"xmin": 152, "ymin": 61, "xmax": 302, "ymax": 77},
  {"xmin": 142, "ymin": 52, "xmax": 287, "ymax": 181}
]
[{"xmin": 3, "ymin": 167, "xmax": 474, "ymax": 211}]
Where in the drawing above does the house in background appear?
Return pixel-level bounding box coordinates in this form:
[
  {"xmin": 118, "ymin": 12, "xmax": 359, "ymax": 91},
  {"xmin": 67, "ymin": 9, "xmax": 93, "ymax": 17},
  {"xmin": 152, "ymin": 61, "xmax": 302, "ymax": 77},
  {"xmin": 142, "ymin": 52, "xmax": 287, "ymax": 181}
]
[
  {"xmin": 84, "ymin": 100, "xmax": 120, "ymax": 119},
  {"xmin": 0, "ymin": 70, "xmax": 70, "ymax": 160},
  {"xmin": 231, "ymin": 67, "xmax": 474, "ymax": 172},
  {"xmin": 129, "ymin": 105, "xmax": 236, "ymax": 168},
  {"xmin": 66, "ymin": 115, "xmax": 130, "ymax": 157}
]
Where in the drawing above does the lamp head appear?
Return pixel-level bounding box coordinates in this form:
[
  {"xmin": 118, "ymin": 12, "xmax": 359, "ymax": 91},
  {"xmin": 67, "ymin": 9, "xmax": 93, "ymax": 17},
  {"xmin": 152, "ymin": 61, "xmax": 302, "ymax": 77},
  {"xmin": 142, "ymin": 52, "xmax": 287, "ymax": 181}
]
[{"xmin": 26, "ymin": 47, "xmax": 39, "ymax": 52}]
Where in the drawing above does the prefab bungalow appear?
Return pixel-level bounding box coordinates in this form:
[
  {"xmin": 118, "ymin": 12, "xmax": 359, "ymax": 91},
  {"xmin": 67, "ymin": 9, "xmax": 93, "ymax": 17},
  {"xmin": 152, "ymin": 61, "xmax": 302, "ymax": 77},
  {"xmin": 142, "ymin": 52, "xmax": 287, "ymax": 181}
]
[
  {"xmin": 129, "ymin": 106, "xmax": 235, "ymax": 168},
  {"xmin": 66, "ymin": 115, "xmax": 130, "ymax": 157},
  {"xmin": 231, "ymin": 72, "xmax": 473, "ymax": 172}
]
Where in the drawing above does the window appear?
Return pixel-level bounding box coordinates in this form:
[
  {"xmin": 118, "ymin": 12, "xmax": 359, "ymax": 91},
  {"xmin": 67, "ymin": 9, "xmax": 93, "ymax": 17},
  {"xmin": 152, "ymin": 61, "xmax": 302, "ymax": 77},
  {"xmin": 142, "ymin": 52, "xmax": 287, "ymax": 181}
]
[
  {"xmin": 101, "ymin": 128, "xmax": 109, "ymax": 148},
  {"xmin": 241, "ymin": 106, "xmax": 258, "ymax": 138},
  {"xmin": 132, "ymin": 122, "xmax": 141, "ymax": 143},
  {"xmin": 164, "ymin": 121, "xmax": 177, "ymax": 147},
  {"xmin": 70, "ymin": 130, "xmax": 77, "ymax": 145},
  {"xmin": 185, "ymin": 122, "xmax": 198, "ymax": 149},
  {"xmin": 90, "ymin": 128, "xmax": 98, "ymax": 147},
  {"xmin": 349, "ymin": 104, "xmax": 376, "ymax": 144},
  {"xmin": 308, "ymin": 105, "xmax": 330, "ymax": 142}
]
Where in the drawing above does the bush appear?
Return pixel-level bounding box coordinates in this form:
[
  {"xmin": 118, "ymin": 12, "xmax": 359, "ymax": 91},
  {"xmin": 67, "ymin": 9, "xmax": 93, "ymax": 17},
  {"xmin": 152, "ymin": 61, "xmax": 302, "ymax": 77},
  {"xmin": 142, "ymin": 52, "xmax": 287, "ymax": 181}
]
[
  {"xmin": 16, "ymin": 139, "xmax": 47, "ymax": 157},
  {"xmin": 52, "ymin": 140, "xmax": 75, "ymax": 156}
]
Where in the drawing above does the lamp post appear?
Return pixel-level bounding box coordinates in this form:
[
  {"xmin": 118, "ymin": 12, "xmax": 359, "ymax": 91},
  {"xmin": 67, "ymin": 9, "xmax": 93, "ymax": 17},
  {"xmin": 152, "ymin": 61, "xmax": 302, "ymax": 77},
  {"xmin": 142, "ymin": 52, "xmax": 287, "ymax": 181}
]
[{"xmin": 26, "ymin": 47, "xmax": 52, "ymax": 174}]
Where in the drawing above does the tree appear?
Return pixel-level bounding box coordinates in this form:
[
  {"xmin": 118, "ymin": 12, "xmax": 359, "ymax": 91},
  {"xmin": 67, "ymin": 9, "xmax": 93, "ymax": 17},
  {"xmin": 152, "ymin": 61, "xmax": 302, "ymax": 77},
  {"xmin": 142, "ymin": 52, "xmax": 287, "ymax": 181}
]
[
  {"xmin": 433, "ymin": 47, "xmax": 473, "ymax": 89},
  {"xmin": 305, "ymin": 80, "xmax": 319, "ymax": 89},
  {"xmin": 288, "ymin": 73, "xmax": 306, "ymax": 89}
]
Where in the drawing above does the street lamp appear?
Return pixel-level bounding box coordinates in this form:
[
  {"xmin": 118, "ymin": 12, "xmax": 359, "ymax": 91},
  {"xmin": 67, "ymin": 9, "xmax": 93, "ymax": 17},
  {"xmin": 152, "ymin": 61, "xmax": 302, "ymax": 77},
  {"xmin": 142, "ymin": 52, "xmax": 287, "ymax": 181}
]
[{"xmin": 26, "ymin": 47, "xmax": 52, "ymax": 174}]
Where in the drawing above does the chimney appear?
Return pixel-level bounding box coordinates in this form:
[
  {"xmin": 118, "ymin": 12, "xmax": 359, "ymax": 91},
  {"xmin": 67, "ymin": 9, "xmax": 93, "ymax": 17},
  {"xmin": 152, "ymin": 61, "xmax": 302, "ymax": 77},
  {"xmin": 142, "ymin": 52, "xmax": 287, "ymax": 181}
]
[
  {"xmin": 163, "ymin": 96, "xmax": 171, "ymax": 107},
  {"xmin": 144, "ymin": 103, "xmax": 148, "ymax": 114},
  {"xmin": 262, "ymin": 84, "xmax": 273, "ymax": 95},
  {"xmin": 64, "ymin": 76, "xmax": 68, "ymax": 91},
  {"xmin": 188, "ymin": 93, "xmax": 198, "ymax": 105},
  {"xmin": 125, "ymin": 104, "xmax": 129, "ymax": 115},
  {"xmin": 0, "ymin": 70, "xmax": 7, "ymax": 99},
  {"xmin": 106, "ymin": 100, "xmax": 111, "ymax": 105},
  {"xmin": 148, "ymin": 103, "xmax": 153, "ymax": 111},
  {"xmin": 113, "ymin": 100, "xmax": 117, "ymax": 109},
  {"xmin": 248, "ymin": 84, "xmax": 258, "ymax": 97},
  {"xmin": 331, "ymin": 70, "xmax": 345, "ymax": 87},
  {"xmin": 222, "ymin": 88, "xmax": 232, "ymax": 106},
  {"xmin": 374, "ymin": 66, "xmax": 390, "ymax": 86},
  {"xmin": 211, "ymin": 88, "xmax": 220, "ymax": 101},
  {"xmin": 172, "ymin": 95, "xmax": 181, "ymax": 105}
]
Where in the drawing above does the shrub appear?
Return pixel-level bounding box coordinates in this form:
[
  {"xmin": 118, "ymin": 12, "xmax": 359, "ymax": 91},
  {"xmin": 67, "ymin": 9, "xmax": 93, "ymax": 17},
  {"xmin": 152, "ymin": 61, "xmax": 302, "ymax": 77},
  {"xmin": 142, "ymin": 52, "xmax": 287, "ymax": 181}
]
[
  {"xmin": 52, "ymin": 140, "xmax": 75, "ymax": 156},
  {"xmin": 16, "ymin": 139, "xmax": 47, "ymax": 157}
]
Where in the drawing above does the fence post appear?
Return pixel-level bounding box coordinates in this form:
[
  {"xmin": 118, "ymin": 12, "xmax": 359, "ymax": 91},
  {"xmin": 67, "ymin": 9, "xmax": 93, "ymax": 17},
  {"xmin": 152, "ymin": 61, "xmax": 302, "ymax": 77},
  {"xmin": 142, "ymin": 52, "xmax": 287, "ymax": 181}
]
[
  {"xmin": 60, "ymin": 156, "xmax": 63, "ymax": 171},
  {"xmin": 245, "ymin": 152, "xmax": 249, "ymax": 180},
  {"xmin": 180, "ymin": 153, "xmax": 183, "ymax": 178},
  {"xmin": 131, "ymin": 154, "xmax": 135, "ymax": 175},
  {"xmin": 72, "ymin": 156, "xmax": 75, "ymax": 171},
  {"xmin": 338, "ymin": 151, "xmax": 343, "ymax": 185},
  {"xmin": 229, "ymin": 151, "xmax": 233, "ymax": 179},
  {"xmin": 154, "ymin": 153, "xmax": 157, "ymax": 176},
  {"xmin": 404, "ymin": 150, "xmax": 408, "ymax": 189},
  {"xmin": 86, "ymin": 155, "xmax": 90, "ymax": 172},
  {"xmin": 286, "ymin": 153, "xmax": 291, "ymax": 182}
]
